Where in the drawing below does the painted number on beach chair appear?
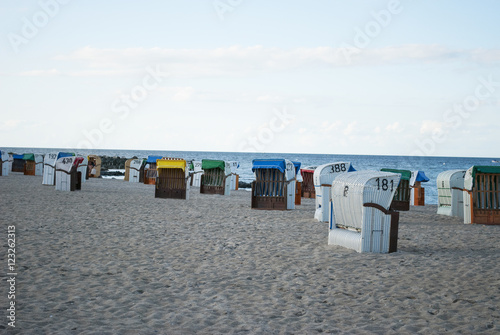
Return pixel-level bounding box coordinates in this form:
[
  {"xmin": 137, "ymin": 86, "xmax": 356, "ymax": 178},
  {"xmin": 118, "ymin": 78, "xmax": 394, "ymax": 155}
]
[
  {"xmin": 330, "ymin": 163, "xmax": 347, "ymax": 173},
  {"xmin": 343, "ymin": 185, "xmax": 349, "ymax": 197},
  {"xmin": 375, "ymin": 178, "xmax": 394, "ymax": 192},
  {"xmin": 48, "ymin": 154, "xmax": 57, "ymax": 160},
  {"xmin": 62, "ymin": 158, "xmax": 73, "ymax": 164}
]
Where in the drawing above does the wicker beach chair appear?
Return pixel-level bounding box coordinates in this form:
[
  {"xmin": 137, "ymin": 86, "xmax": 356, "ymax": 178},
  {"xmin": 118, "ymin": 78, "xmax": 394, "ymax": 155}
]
[
  {"xmin": 200, "ymin": 159, "xmax": 231, "ymax": 196},
  {"xmin": 329, "ymin": 171, "xmax": 401, "ymax": 253},
  {"xmin": 11, "ymin": 154, "xmax": 24, "ymax": 173},
  {"xmin": 463, "ymin": 166, "xmax": 500, "ymax": 224},
  {"xmin": 55, "ymin": 156, "xmax": 84, "ymax": 191},
  {"xmin": 144, "ymin": 155, "xmax": 162, "ymax": 185},
  {"xmin": 23, "ymin": 154, "xmax": 37, "ymax": 176},
  {"xmin": 313, "ymin": 162, "xmax": 356, "ymax": 222},
  {"xmin": 128, "ymin": 159, "xmax": 144, "ymax": 183},
  {"xmin": 88, "ymin": 155, "xmax": 101, "ymax": 178},
  {"xmin": 380, "ymin": 168, "xmax": 411, "ymax": 211},
  {"xmin": 155, "ymin": 158, "xmax": 190, "ymax": 200},
  {"xmin": 436, "ymin": 169, "xmax": 466, "ymax": 219},
  {"xmin": 300, "ymin": 166, "xmax": 317, "ymax": 199},
  {"xmin": 409, "ymin": 170, "xmax": 429, "ymax": 206},
  {"xmin": 251, "ymin": 159, "xmax": 297, "ymax": 210}
]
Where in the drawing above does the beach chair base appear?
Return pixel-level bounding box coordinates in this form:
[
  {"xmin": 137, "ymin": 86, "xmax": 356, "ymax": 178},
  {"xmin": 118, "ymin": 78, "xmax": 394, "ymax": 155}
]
[
  {"xmin": 200, "ymin": 174, "xmax": 227, "ymax": 195},
  {"xmin": 295, "ymin": 182, "xmax": 302, "ymax": 205},
  {"xmin": 251, "ymin": 181, "xmax": 288, "ymax": 210},
  {"xmin": 24, "ymin": 161, "xmax": 36, "ymax": 176},
  {"xmin": 155, "ymin": 188, "xmax": 187, "ymax": 199},
  {"xmin": 471, "ymin": 209, "xmax": 500, "ymax": 225}
]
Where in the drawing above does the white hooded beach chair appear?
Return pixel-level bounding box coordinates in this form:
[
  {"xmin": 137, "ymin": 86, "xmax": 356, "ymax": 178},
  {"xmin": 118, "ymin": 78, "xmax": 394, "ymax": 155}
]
[
  {"xmin": 463, "ymin": 166, "xmax": 500, "ymax": 225},
  {"xmin": 155, "ymin": 158, "xmax": 190, "ymax": 200},
  {"xmin": 55, "ymin": 156, "xmax": 84, "ymax": 191},
  {"xmin": 128, "ymin": 159, "xmax": 144, "ymax": 183},
  {"xmin": 190, "ymin": 161, "xmax": 204, "ymax": 187},
  {"xmin": 0, "ymin": 151, "xmax": 9, "ymax": 176},
  {"xmin": 329, "ymin": 171, "xmax": 401, "ymax": 253},
  {"xmin": 314, "ymin": 162, "xmax": 355, "ymax": 222},
  {"xmin": 229, "ymin": 161, "xmax": 240, "ymax": 190},
  {"xmin": 43, "ymin": 153, "xmax": 75, "ymax": 186},
  {"xmin": 436, "ymin": 169, "xmax": 466, "ymax": 218},
  {"xmin": 409, "ymin": 170, "xmax": 429, "ymax": 206},
  {"xmin": 251, "ymin": 159, "xmax": 297, "ymax": 210},
  {"xmin": 200, "ymin": 159, "xmax": 231, "ymax": 196}
]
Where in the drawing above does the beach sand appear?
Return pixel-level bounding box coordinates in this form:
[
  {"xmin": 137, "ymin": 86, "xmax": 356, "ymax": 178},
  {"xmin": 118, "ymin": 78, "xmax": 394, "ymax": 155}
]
[{"xmin": 1, "ymin": 173, "xmax": 499, "ymax": 334}]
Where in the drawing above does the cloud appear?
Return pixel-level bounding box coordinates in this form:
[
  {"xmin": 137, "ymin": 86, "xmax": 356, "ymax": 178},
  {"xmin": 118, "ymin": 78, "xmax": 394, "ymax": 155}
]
[{"xmin": 420, "ymin": 120, "xmax": 444, "ymax": 135}]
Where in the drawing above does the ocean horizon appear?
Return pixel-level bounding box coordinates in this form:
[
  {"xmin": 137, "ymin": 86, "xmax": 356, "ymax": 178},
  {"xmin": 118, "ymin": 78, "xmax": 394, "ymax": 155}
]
[{"xmin": 3, "ymin": 146, "xmax": 499, "ymax": 205}]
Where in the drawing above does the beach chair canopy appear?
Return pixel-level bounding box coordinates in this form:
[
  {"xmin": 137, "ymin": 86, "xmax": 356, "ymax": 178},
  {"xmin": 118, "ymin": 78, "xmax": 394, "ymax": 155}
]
[
  {"xmin": 314, "ymin": 162, "xmax": 356, "ymax": 187},
  {"xmin": 56, "ymin": 156, "xmax": 84, "ymax": 173},
  {"xmin": 331, "ymin": 171, "xmax": 401, "ymax": 230},
  {"xmin": 464, "ymin": 166, "xmax": 500, "ymax": 191},
  {"xmin": 58, "ymin": 152, "xmax": 75, "ymax": 159},
  {"xmin": 301, "ymin": 166, "xmax": 317, "ymax": 174},
  {"xmin": 35, "ymin": 154, "xmax": 43, "ymax": 164},
  {"xmin": 380, "ymin": 168, "xmax": 411, "ymax": 181},
  {"xmin": 252, "ymin": 159, "xmax": 296, "ymax": 181},
  {"xmin": 130, "ymin": 159, "xmax": 144, "ymax": 170},
  {"xmin": 13, "ymin": 154, "xmax": 23, "ymax": 160},
  {"xmin": 292, "ymin": 161, "xmax": 301, "ymax": 175},
  {"xmin": 410, "ymin": 170, "xmax": 430, "ymax": 186},
  {"xmin": 147, "ymin": 155, "xmax": 162, "ymax": 164},
  {"xmin": 157, "ymin": 158, "xmax": 187, "ymax": 171},
  {"xmin": 202, "ymin": 159, "xmax": 231, "ymax": 175},
  {"xmin": 23, "ymin": 153, "xmax": 35, "ymax": 161}
]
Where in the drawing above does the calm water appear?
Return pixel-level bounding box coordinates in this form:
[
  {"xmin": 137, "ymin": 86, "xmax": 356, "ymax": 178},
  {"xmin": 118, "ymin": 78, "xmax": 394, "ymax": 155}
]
[{"xmin": 3, "ymin": 147, "xmax": 499, "ymax": 204}]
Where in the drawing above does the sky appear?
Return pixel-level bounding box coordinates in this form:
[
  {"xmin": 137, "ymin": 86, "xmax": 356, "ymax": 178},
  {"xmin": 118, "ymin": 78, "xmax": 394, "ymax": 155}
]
[{"xmin": 1, "ymin": 0, "xmax": 499, "ymax": 157}]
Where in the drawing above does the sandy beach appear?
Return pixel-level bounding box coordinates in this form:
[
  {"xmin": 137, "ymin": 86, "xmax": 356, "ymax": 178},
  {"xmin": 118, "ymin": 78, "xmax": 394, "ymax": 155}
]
[{"xmin": 1, "ymin": 173, "xmax": 499, "ymax": 334}]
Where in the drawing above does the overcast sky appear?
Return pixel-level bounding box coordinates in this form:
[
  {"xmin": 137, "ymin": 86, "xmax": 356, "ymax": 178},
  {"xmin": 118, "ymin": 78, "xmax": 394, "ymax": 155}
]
[{"xmin": 1, "ymin": 0, "xmax": 499, "ymax": 157}]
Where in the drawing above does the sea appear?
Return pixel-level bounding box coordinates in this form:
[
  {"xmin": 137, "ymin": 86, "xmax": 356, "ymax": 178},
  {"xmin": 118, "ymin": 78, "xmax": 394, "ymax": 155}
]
[{"xmin": 3, "ymin": 147, "xmax": 499, "ymax": 205}]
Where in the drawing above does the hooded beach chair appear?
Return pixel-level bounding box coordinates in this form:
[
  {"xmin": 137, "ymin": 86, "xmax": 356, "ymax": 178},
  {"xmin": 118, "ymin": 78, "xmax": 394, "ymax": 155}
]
[
  {"xmin": 88, "ymin": 155, "xmax": 101, "ymax": 178},
  {"xmin": 128, "ymin": 159, "xmax": 144, "ymax": 183},
  {"xmin": 76, "ymin": 156, "xmax": 88, "ymax": 183},
  {"xmin": 251, "ymin": 159, "xmax": 297, "ymax": 210},
  {"xmin": 144, "ymin": 155, "xmax": 162, "ymax": 185},
  {"xmin": 12, "ymin": 154, "xmax": 24, "ymax": 172},
  {"xmin": 200, "ymin": 159, "xmax": 231, "ymax": 196},
  {"xmin": 300, "ymin": 166, "xmax": 317, "ymax": 199},
  {"xmin": 229, "ymin": 161, "xmax": 240, "ymax": 191},
  {"xmin": 436, "ymin": 169, "xmax": 466, "ymax": 218},
  {"xmin": 380, "ymin": 168, "xmax": 411, "ymax": 211},
  {"xmin": 55, "ymin": 156, "xmax": 84, "ymax": 191},
  {"xmin": 463, "ymin": 166, "xmax": 500, "ymax": 224},
  {"xmin": 0, "ymin": 151, "xmax": 9, "ymax": 176},
  {"xmin": 409, "ymin": 170, "xmax": 429, "ymax": 206},
  {"xmin": 155, "ymin": 158, "xmax": 190, "ymax": 199},
  {"xmin": 23, "ymin": 154, "xmax": 37, "ymax": 176},
  {"xmin": 43, "ymin": 152, "xmax": 74, "ymax": 186},
  {"xmin": 293, "ymin": 161, "xmax": 302, "ymax": 205},
  {"xmin": 124, "ymin": 159, "xmax": 133, "ymax": 181},
  {"xmin": 313, "ymin": 162, "xmax": 356, "ymax": 222},
  {"xmin": 329, "ymin": 171, "xmax": 401, "ymax": 253},
  {"xmin": 190, "ymin": 161, "xmax": 204, "ymax": 187}
]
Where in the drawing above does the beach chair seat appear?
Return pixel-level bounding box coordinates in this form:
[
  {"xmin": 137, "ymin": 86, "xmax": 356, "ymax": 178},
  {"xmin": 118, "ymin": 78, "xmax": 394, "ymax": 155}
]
[
  {"xmin": 436, "ymin": 169, "xmax": 466, "ymax": 218},
  {"xmin": 463, "ymin": 166, "xmax": 500, "ymax": 224},
  {"xmin": 380, "ymin": 168, "xmax": 411, "ymax": 211},
  {"xmin": 200, "ymin": 160, "xmax": 231, "ymax": 196},
  {"xmin": 0, "ymin": 150, "xmax": 9, "ymax": 176},
  {"xmin": 329, "ymin": 171, "xmax": 401, "ymax": 253},
  {"xmin": 313, "ymin": 162, "xmax": 355, "ymax": 222},
  {"xmin": 55, "ymin": 156, "xmax": 84, "ymax": 191},
  {"xmin": 300, "ymin": 166, "xmax": 317, "ymax": 198},
  {"xmin": 251, "ymin": 159, "xmax": 296, "ymax": 210},
  {"xmin": 155, "ymin": 158, "xmax": 190, "ymax": 200}
]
